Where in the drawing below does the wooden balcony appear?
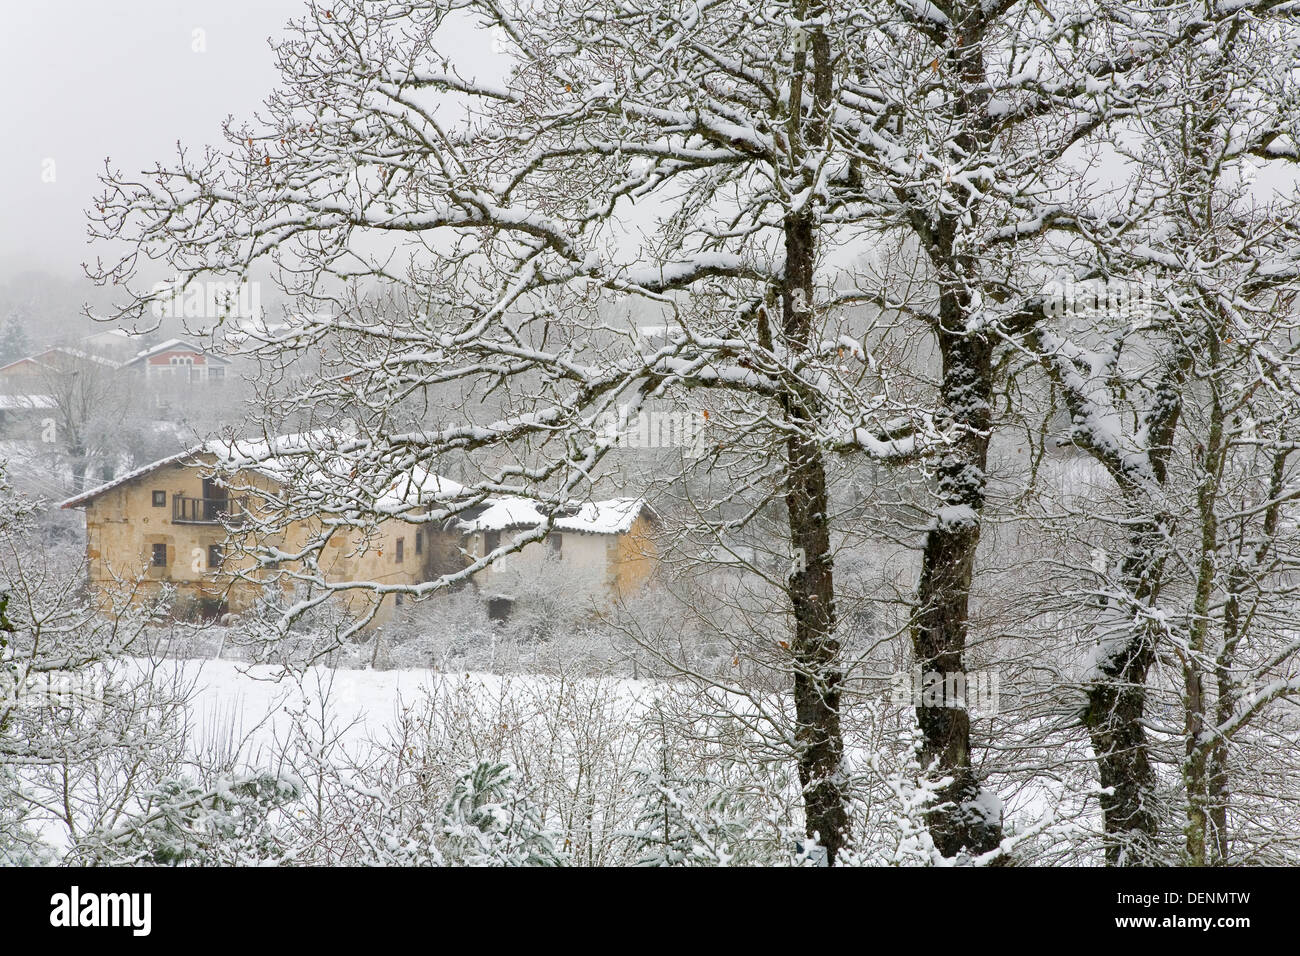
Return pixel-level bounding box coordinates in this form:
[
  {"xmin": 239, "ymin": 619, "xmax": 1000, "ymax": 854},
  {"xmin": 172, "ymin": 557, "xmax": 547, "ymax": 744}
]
[{"xmin": 172, "ymin": 494, "xmax": 248, "ymax": 526}]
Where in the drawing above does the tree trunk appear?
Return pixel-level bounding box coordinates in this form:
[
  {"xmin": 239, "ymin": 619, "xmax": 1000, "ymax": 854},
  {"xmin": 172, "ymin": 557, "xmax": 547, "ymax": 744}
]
[
  {"xmin": 904, "ymin": 5, "xmax": 1005, "ymax": 858},
  {"xmin": 1208, "ymin": 617, "xmax": 1235, "ymax": 866},
  {"xmin": 1084, "ymin": 647, "xmax": 1161, "ymax": 865},
  {"xmin": 784, "ymin": 414, "xmax": 847, "ymax": 863},
  {"xmin": 775, "ymin": 2, "xmax": 847, "ymax": 865},
  {"xmin": 1084, "ymin": 516, "xmax": 1165, "ymax": 865},
  {"xmin": 913, "ymin": 292, "xmax": 1002, "ymax": 857},
  {"xmin": 1182, "ymin": 381, "xmax": 1225, "ymax": 866},
  {"xmin": 780, "ymin": 208, "xmax": 847, "ymax": 861}
]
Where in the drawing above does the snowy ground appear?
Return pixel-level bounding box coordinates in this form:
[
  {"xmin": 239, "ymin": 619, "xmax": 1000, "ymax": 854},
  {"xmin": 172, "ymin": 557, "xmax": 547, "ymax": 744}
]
[{"xmin": 160, "ymin": 658, "xmax": 652, "ymax": 763}]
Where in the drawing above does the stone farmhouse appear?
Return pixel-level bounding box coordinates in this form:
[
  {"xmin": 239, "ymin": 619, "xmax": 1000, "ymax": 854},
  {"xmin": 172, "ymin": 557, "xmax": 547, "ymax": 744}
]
[{"xmin": 60, "ymin": 437, "xmax": 658, "ymax": 628}]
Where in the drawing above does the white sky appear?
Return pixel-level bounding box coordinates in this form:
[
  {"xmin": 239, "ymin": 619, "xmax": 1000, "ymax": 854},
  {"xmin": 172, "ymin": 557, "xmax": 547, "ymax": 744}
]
[
  {"xmin": 8, "ymin": 2, "xmax": 1289, "ymax": 289},
  {"xmin": 0, "ymin": 0, "xmax": 307, "ymax": 276}
]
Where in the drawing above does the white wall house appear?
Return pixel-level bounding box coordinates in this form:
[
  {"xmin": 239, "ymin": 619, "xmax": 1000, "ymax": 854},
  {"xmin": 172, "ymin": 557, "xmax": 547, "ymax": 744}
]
[
  {"xmin": 455, "ymin": 496, "xmax": 658, "ymax": 617},
  {"xmin": 123, "ymin": 339, "xmax": 232, "ymax": 387}
]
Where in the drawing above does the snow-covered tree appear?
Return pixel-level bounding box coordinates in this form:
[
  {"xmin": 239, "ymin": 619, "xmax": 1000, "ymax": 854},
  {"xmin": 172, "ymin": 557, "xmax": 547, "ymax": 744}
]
[
  {"xmin": 1012, "ymin": 4, "xmax": 1300, "ymax": 863},
  {"xmin": 89, "ymin": 0, "xmax": 1300, "ymax": 863},
  {"xmin": 438, "ymin": 761, "xmax": 566, "ymax": 866},
  {"xmin": 0, "ymin": 313, "xmax": 29, "ymax": 366},
  {"xmin": 78, "ymin": 773, "xmax": 303, "ymax": 866}
]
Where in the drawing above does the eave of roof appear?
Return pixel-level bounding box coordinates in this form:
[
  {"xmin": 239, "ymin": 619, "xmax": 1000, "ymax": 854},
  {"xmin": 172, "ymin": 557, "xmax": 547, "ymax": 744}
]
[
  {"xmin": 59, "ymin": 446, "xmax": 204, "ymax": 509},
  {"xmin": 457, "ymin": 496, "xmax": 653, "ymax": 536},
  {"xmin": 59, "ymin": 432, "xmax": 461, "ymax": 514},
  {"xmin": 123, "ymin": 339, "xmax": 232, "ymax": 366},
  {"xmin": 59, "ymin": 437, "xmax": 296, "ymax": 509}
]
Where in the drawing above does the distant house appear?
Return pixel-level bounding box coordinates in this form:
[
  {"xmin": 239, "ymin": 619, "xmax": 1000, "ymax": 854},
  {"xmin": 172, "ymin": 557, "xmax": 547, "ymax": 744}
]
[
  {"xmin": 0, "ymin": 393, "xmax": 56, "ymax": 439},
  {"xmin": 122, "ymin": 339, "xmax": 232, "ymax": 388},
  {"xmin": 455, "ymin": 496, "xmax": 658, "ymax": 617},
  {"xmin": 61, "ymin": 440, "xmax": 659, "ymax": 626},
  {"xmin": 0, "ymin": 346, "xmax": 122, "ymax": 395},
  {"xmin": 81, "ymin": 328, "xmax": 146, "ymax": 362},
  {"xmin": 59, "ymin": 437, "xmax": 452, "ymax": 624}
]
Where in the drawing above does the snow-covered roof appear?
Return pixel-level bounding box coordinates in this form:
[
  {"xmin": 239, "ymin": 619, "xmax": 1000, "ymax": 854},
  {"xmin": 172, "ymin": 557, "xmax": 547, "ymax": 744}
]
[
  {"xmin": 59, "ymin": 431, "xmax": 463, "ymax": 515},
  {"xmin": 377, "ymin": 465, "xmax": 464, "ymax": 511},
  {"xmin": 58, "ymin": 431, "xmax": 339, "ymax": 509},
  {"xmin": 124, "ymin": 338, "xmax": 231, "ymax": 365},
  {"xmin": 82, "ymin": 328, "xmax": 139, "ymax": 346},
  {"xmin": 60, "ymin": 446, "xmax": 204, "ymax": 509},
  {"xmin": 208, "ymin": 434, "xmax": 465, "ymax": 514},
  {"xmin": 48, "ymin": 346, "xmax": 124, "ymax": 368},
  {"xmin": 457, "ymin": 496, "xmax": 651, "ymax": 536},
  {"xmin": 0, "ymin": 356, "xmax": 42, "ymax": 374},
  {"xmin": 208, "ymin": 429, "xmax": 347, "ymax": 472},
  {"xmin": 0, "ymin": 346, "xmax": 123, "ymax": 374}
]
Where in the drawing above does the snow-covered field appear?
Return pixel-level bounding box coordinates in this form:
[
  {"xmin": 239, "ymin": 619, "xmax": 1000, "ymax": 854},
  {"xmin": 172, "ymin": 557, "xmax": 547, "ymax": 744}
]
[{"xmin": 169, "ymin": 658, "xmax": 652, "ymax": 760}]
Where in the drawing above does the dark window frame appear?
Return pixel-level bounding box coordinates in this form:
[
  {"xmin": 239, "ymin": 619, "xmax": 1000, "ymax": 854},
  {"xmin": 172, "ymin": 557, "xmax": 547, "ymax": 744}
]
[
  {"xmin": 151, "ymin": 543, "xmax": 168, "ymax": 567},
  {"xmin": 151, "ymin": 490, "xmax": 166, "ymax": 507},
  {"xmin": 487, "ymin": 596, "xmax": 513, "ymax": 622},
  {"xmin": 395, "ymin": 537, "xmax": 405, "ymax": 563},
  {"xmin": 208, "ymin": 544, "xmax": 224, "ymax": 570}
]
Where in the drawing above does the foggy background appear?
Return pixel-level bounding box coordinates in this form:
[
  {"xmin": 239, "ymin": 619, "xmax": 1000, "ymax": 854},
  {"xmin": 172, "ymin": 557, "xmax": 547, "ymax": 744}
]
[{"xmin": 0, "ymin": 2, "xmax": 308, "ymax": 273}]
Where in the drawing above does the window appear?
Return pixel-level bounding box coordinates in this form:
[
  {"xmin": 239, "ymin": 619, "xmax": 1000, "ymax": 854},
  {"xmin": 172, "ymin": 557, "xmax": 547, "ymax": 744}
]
[
  {"xmin": 152, "ymin": 490, "xmax": 166, "ymax": 507},
  {"xmin": 208, "ymin": 544, "xmax": 224, "ymax": 570},
  {"xmin": 395, "ymin": 537, "xmax": 405, "ymax": 563},
  {"xmin": 151, "ymin": 543, "xmax": 167, "ymax": 567},
  {"xmin": 414, "ymin": 531, "xmax": 423, "ymax": 555},
  {"xmin": 395, "ymin": 593, "xmax": 404, "ymax": 608},
  {"xmin": 483, "ymin": 530, "xmax": 501, "ymax": 554},
  {"xmin": 209, "ymin": 366, "xmax": 225, "ymax": 385},
  {"xmin": 487, "ymin": 596, "xmax": 513, "ymax": 622},
  {"xmin": 547, "ymin": 533, "xmax": 564, "ymax": 558}
]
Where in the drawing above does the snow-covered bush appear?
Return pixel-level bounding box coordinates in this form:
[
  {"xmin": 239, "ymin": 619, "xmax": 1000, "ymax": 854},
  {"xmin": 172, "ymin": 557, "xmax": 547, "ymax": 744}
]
[
  {"xmin": 438, "ymin": 762, "xmax": 566, "ymax": 866},
  {"xmin": 78, "ymin": 773, "xmax": 302, "ymax": 866}
]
